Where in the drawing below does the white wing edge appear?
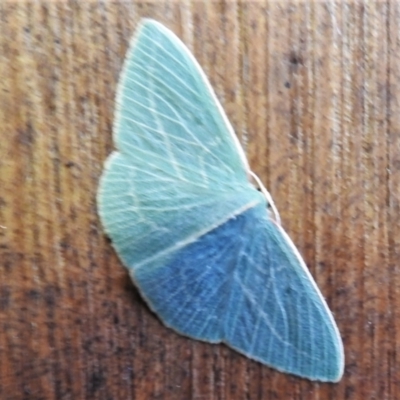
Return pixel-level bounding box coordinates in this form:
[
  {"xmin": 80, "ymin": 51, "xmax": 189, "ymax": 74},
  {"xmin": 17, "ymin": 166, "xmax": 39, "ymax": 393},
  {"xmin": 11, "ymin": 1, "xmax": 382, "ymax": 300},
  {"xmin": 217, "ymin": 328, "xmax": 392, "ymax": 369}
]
[
  {"xmin": 132, "ymin": 199, "xmax": 261, "ymax": 272},
  {"xmin": 97, "ymin": 151, "xmax": 120, "ymax": 240},
  {"xmin": 113, "ymin": 18, "xmax": 250, "ymax": 174},
  {"xmin": 273, "ymin": 221, "xmax": 345, "ymax": 382}
]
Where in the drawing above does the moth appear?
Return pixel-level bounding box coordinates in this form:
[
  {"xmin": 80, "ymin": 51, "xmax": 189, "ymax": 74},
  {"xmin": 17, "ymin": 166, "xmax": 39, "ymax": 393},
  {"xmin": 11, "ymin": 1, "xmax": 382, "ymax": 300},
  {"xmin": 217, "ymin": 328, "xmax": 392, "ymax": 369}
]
[{"xmin": 97, "ymin": 19, "xmax": 344, "ymax": 382}]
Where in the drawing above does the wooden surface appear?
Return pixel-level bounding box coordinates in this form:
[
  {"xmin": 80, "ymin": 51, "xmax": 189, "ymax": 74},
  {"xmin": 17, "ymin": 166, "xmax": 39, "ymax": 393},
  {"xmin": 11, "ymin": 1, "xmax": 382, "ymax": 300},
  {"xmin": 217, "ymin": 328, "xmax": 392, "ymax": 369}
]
[{"xmin": 1, "ymin": 1, "xmax": 399, "ymax": 399}]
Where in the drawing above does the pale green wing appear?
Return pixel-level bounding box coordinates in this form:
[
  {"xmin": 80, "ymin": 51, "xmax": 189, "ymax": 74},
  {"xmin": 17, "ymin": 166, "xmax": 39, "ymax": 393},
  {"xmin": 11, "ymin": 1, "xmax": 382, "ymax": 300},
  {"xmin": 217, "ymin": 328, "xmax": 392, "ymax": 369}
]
[
  {"xmin": 115, "ymin": 19, "xmax": 250, "ymax": 186},
  {"xmin": 98, "ymin": 20, "xmax": 263, "ymax": 271}
]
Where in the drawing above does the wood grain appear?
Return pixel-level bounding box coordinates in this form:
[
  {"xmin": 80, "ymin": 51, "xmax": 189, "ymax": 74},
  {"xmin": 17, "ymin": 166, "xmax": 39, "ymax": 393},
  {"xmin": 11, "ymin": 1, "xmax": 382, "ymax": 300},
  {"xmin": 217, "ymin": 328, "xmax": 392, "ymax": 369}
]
[{"xmin": 1, "ymin": 1, "xmax": 399, "ymax": 399}]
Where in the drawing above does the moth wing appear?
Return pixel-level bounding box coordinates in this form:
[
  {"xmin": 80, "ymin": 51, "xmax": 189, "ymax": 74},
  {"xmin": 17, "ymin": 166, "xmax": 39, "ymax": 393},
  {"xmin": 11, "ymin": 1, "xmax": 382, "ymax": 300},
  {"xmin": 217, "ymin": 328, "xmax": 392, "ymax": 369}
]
[
  {"xmin": 134, "ymin": 203, "xmax": 344, "ymax": 382},
  {"xmin": 98, "ymin": 19, "xmax": 259, "ymax": 270},
  {"xmin": 114, "ymin": 19, "xmax": 250, "ymax": 182}
]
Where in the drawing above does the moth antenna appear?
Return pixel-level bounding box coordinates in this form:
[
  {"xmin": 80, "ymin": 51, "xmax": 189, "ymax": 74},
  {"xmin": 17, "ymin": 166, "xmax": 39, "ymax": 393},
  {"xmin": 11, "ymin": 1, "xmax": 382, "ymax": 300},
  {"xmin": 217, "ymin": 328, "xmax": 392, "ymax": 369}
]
[{"xmin": 249, "ymin": 171, "xmax": 281, "ymax": 226}]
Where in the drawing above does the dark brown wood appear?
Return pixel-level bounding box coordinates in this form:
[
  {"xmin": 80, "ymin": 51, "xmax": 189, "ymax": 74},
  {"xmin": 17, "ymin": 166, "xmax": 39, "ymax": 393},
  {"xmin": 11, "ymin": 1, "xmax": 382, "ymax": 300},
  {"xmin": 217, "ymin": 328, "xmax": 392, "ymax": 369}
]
[{"xmin": 1, "ymin": 1, "xmax": 399, "ymax": 398}]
